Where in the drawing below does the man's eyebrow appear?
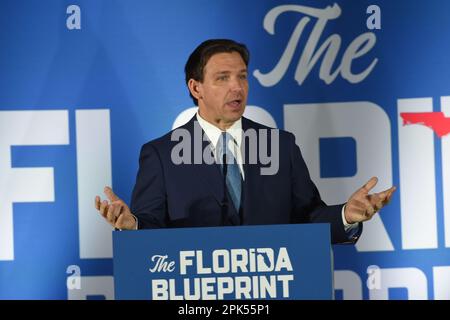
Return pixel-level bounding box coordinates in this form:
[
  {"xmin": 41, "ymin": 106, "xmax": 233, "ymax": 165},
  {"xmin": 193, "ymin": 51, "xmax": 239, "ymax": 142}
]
[
  {"xmin": 214, "ymin": 69, "xmax": 248, "ymax": 75},
  {"xmin": 214, "ymin": 71, "xmax": 231, "ymax": 75}
]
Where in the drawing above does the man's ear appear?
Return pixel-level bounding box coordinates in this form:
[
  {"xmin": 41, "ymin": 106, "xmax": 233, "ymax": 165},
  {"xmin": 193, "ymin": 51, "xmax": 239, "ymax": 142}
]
[{"xmin": 188, "ymin": 79, "xmax": 202, "ymax": 101}]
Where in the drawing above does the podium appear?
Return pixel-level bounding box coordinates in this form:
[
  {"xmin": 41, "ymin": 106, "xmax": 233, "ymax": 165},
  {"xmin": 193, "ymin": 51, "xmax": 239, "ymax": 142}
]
[{"xmin": 113, "ymin": 224, "xmax": 333, "ymax": 300}]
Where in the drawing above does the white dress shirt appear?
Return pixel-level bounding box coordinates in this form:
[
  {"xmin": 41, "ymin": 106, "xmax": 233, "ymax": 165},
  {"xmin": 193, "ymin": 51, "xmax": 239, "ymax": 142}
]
[{"xmin": 196, "ymin": 112, "xmax": 245, "ymax": 179}]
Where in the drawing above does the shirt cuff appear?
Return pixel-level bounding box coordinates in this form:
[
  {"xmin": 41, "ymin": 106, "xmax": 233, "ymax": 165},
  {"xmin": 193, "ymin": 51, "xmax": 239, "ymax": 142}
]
[
  {"xmin": 341, "ymin": 204, "xmax": 358, "ymax": 232},
  {"xmin": 133, "ymin": 214, "xmax": 138, "ymax": 230}
]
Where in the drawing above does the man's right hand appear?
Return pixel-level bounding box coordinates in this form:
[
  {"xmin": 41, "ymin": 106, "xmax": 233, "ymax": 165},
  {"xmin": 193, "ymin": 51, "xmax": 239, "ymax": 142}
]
[{"xmin": 94, "ymin": 187, "xmax": 137, "ymax": 230}]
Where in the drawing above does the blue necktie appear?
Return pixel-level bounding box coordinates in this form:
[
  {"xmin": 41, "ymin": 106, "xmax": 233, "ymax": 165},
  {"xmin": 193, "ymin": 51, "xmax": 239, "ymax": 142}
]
[{"xmin": 217, "ymin": 132, "xmax": 242, "ymax": 212}]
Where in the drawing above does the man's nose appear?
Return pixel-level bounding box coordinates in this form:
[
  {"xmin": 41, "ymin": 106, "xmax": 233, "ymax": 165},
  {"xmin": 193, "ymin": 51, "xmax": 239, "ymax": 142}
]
[{"xmin": 229, "ymin": 77, "xmax": 245, "ymax": 92}]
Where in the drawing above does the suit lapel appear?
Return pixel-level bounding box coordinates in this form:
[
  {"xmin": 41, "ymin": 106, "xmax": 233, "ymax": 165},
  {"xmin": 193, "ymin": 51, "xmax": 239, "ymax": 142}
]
[
  {"xmin": 241, "ymin": 117, "xmax": 263, "ymax": 224},
  {"xmin": 184, "ymin": 116, "xmax": 241, "ymax": 224}
]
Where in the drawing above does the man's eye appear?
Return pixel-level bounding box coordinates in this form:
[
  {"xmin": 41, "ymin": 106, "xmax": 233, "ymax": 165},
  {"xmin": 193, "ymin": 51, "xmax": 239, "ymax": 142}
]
[
  {"xmin": 240, "ymin": 74, "xmax": 248, "ymax": 80},
  {"xmin": 217, "ymin": 76, "xmax": 228, "ymax": 81}
]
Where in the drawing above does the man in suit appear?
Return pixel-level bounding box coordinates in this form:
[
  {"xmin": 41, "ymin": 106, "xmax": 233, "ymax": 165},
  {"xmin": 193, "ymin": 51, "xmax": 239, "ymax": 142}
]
[{"xmin": 95, "ymin": 39, "xmax": 395, "ymax": 244}]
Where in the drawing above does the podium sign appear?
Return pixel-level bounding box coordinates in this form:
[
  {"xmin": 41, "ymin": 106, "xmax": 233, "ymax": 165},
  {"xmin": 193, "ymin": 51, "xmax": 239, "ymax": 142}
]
[{"xmin": 113, "ymin": 224, "xmax": 333, "ymax": 300}]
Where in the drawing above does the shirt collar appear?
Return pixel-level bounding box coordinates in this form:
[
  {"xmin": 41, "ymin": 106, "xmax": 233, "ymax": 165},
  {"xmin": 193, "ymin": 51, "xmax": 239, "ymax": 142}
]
[{"xmin": 196, "ymin": 112, "xmax": 242, "ymax": 149}]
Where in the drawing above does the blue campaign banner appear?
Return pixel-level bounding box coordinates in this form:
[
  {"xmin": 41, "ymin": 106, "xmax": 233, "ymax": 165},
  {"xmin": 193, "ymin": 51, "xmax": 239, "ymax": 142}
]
[
  {"xmin": 1, "ymin": 0, "xmax": 450, "ymax": 299},
  {"xmin": 113, "ymin": 224, "xmax": 333, "ymax": 300}
]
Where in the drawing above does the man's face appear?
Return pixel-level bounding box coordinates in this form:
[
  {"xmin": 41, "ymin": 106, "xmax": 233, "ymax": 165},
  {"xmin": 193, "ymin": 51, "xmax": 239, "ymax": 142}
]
[{"xmin": 191, "ymin": 51, "xmax": 248, "ymax": 130}]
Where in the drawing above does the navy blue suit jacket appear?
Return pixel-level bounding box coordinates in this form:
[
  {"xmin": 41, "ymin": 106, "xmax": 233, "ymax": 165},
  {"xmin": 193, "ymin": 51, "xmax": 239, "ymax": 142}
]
[{"xmin": 131, "ymin": 116, "xmax": 361, "ymax": 244}]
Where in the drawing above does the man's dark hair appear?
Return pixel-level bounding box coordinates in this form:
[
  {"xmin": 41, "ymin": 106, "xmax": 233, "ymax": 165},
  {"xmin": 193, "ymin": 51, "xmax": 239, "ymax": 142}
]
[{"xmin": 185, "ymin": 39, "xmax": 250, "ymax": 105}]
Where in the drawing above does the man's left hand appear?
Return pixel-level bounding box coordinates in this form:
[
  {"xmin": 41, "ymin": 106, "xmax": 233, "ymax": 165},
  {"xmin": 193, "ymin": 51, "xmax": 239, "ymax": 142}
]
[{"xmin": 344, "ymin": 177, "xmax": 396, "ymax": 224}]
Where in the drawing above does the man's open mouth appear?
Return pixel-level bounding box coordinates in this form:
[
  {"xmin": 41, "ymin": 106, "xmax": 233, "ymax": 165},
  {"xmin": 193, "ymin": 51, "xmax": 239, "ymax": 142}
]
[{"xmin": 226, "ymin": 99, "xmax": 242, "ymax": 108}]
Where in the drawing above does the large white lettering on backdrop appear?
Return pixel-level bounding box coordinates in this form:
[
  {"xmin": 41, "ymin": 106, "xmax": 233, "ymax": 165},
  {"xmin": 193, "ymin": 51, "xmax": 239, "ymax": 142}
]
[
  {"xmin": 254, "ymin": 3, "xmax": 378, "ymax": 86},
  {"xmin": 0, "ymin": 111, "xmax": 69, "ymax": 261}
]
